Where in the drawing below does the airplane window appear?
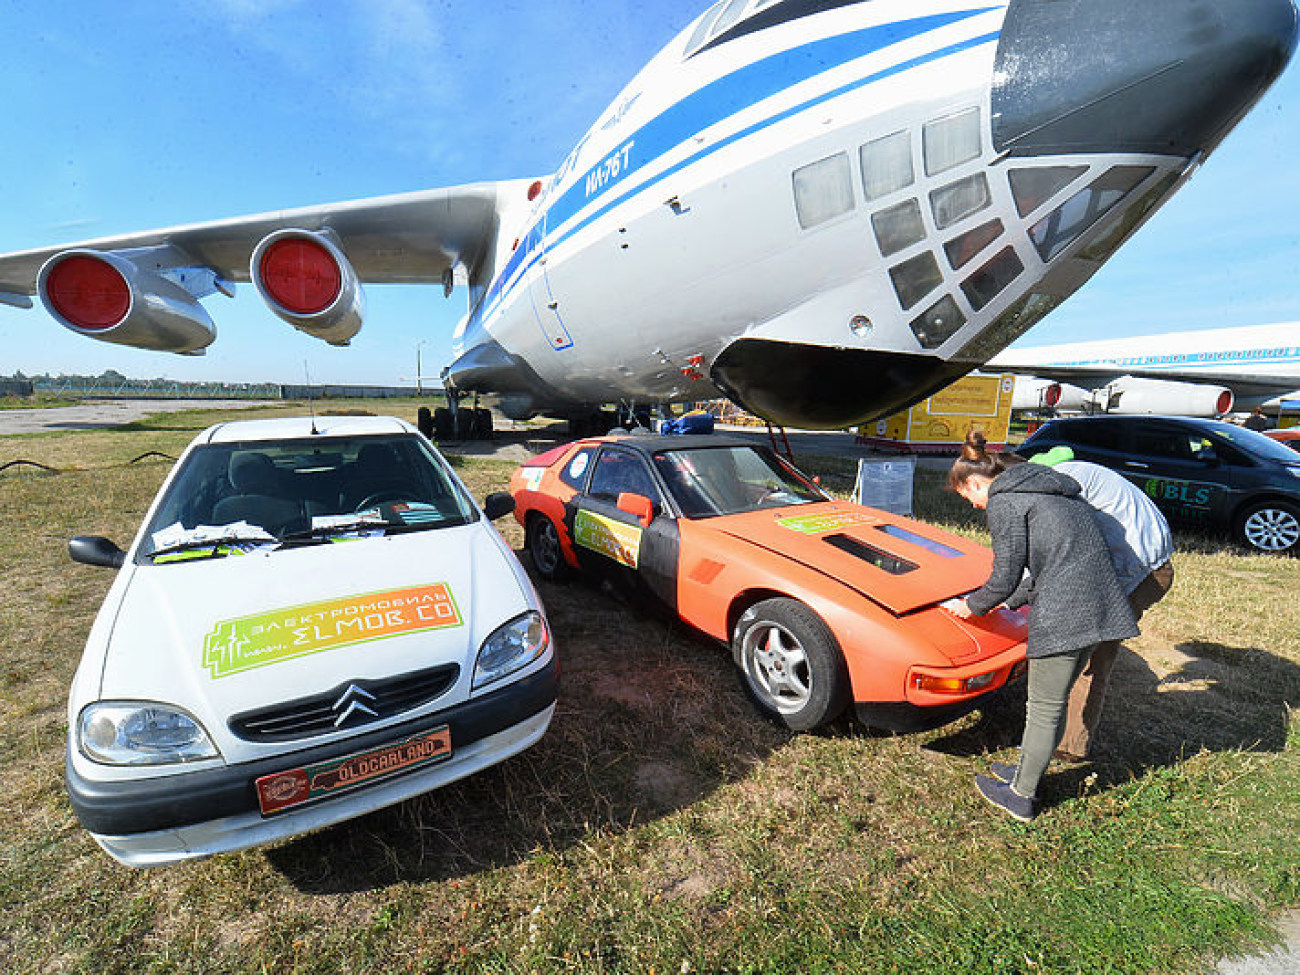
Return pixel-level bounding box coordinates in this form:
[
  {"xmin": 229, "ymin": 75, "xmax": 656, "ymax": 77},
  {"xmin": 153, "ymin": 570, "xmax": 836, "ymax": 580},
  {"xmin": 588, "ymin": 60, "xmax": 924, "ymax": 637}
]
[
  {"xmin": 889, "ymin": 252, "xmax": 943, "ymax": 310},
  {"xmin": 711, "ymin": 0, "xmax": 750, "ymax": 38},
  {"xmin": 685, "ymin": 1, "xmax": 727, "ymax": 54},
  {"xmin": 954, "ymin": 292, "xmax": 1063, "ymax": 362},
  {"xmin": 1008, "ymin": 166, "xmax": 1087, "ymax": 218},
  {"xmin": 923, "ymin": 108, "xmax": 981, "ymax": 177},
  {"xmin": 944, "ymin": 218, "xmax": 1003, "ymax": 270},
  {"xmin": 960, "ymin": 246, "xmax": 1024, "ymax": 311},
  {"xmin": 1077, "ymin": 173, "xmax": 1179, "ymax": 263},
  {"xmin": 871, "ymin": 199, "xmax": 925, "ymax": 257},
  {"xmin": 910, "ymin": 294, "xmax": 966, "ymax": 350},
  {"xmin": 859, "ymin": 131, "xmax": 913, "ymax": 202},
  {"xmin": 1029, "ymin": 166, "xmax": 1154, "ymax": 262},
  {"xmin": 792, "ymin": 153, "xmax": 855, "ymax": 229},
  {"xmin": 929, "ymin": 173, "xmax": 991, "ymax": 230}
]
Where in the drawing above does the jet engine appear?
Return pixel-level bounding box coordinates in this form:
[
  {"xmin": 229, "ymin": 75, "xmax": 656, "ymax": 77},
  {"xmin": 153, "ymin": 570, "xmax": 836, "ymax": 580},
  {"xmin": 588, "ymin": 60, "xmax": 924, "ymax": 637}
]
[
  {"xmin": 251, "ymin": 229, "xmax": 364, "ymax": 346},
  {"xmin": 37, "ymin": 250, "xmax": 216, "ymax": 354},
  {"xmin": 1089, "ymin": 376, "xmax": 1234, "ymax": 417},
  {"xmin": 1011, "ymin": 376, "xmax": 1089, "ymax": 412}
]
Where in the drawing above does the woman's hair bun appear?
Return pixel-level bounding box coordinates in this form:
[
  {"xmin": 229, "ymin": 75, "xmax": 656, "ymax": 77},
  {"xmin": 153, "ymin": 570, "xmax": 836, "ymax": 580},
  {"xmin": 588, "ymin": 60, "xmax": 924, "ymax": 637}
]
[{"xmin": 960, "ymin": 428, "xmax": 988, "ymax": 462}]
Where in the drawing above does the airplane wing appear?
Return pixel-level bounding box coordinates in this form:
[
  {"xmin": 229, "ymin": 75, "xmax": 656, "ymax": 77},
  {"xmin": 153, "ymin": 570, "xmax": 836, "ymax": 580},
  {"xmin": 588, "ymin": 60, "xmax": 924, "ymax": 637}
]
[
  {"xmin": 992, "ymin": 359, "xmax": 1299, "ymax": 399},
  {"xmin": 0, "ymin": 179, "xmax": 535, "ymax": 298},
  {"xmin": 0, "ymin": 178, "xmax": 543, "ymax": 352}
]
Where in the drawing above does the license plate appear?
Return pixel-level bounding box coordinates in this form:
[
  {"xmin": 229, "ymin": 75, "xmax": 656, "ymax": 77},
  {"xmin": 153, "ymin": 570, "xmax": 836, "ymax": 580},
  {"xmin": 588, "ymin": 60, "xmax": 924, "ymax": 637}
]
[{"xmin": 255, "ymin": 726, "xmax": 452, "ymax": 816}]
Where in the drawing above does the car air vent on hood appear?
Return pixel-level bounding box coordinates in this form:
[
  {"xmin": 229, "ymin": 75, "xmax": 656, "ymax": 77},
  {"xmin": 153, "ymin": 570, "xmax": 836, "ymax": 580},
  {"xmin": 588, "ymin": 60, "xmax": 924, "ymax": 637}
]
[
  {"xmin": 823, "ymin": 534, "xmax": 918, "ymax": 575},
  {"xmin": 229, "ymin": 663, "xmax": 460, "ymax": 741}
]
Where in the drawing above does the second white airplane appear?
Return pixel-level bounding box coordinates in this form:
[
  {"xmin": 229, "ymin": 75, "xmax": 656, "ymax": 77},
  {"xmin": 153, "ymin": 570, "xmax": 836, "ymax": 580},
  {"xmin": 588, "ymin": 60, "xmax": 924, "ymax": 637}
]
[{"xmin": 0, "ymin": 0, "xmax": 1295, "ymax": 431}]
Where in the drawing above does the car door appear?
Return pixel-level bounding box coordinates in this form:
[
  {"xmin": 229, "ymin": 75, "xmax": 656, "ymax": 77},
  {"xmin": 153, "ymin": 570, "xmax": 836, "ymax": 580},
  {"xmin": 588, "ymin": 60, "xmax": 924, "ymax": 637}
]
[
  {"xmin": 1122, "ymin": 421, "xmax": 1233, "ymax": 526},
  {"xmin": 572, "ymin": 446, "xmax": 680, "ymax": 608}
]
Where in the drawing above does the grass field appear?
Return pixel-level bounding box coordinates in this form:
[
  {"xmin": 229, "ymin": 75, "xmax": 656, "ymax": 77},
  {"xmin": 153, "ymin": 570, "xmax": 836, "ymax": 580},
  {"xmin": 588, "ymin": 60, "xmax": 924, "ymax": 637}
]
[{"xmin": 1, "ymin": 403, "xmax": 1297, "ymax": 974}]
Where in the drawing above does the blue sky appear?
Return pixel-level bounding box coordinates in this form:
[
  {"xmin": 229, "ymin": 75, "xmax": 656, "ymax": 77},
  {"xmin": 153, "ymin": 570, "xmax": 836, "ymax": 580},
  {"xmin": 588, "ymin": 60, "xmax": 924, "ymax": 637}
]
[{"xmin": 1, "ymin": 0, "xmax": 1297, "ymax": 385}]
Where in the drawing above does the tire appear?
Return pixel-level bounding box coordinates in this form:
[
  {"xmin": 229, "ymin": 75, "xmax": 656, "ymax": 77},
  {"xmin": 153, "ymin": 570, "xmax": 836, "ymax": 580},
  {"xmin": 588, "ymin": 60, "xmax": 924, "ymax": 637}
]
[
  {"xmin": 1235, "ymin": 499, "xmax": 1300, "ymax": 555},
  {"xmin": 433, "ymin": 407, "xmax": 453, "ymax": 441},
  {"xmin": 731, "ymin": 597, "xmax": 849, "ymax": 731},
  {"xmin": 473, "ymin": 407, "xmax": 494, "ymax": 440},
  {"xmin": 526, "ymin": 514, "xmax": 572, "ymax": 581}
]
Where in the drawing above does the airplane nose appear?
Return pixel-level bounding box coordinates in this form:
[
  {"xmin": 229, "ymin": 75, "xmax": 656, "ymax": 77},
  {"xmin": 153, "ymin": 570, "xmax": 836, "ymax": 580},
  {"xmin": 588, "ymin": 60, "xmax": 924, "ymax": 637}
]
[{"xmin": 992, "ymin": 0, "xmax": 1298, "ymax": 157}]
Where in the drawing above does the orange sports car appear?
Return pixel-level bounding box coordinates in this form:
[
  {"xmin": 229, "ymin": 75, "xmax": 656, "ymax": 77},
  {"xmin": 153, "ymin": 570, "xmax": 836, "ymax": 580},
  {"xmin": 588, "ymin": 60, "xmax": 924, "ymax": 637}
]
[{"xmin": 509, "ymin": 434, "xmax": 1027, "ymax": 732}]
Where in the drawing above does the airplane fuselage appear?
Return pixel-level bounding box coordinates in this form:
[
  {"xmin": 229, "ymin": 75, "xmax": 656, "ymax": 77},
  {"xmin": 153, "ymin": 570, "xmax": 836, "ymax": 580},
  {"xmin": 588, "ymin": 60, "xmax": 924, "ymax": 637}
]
[{"xmin": 447, "ymin": 0, "xmax": 1298, "ymax": 428}]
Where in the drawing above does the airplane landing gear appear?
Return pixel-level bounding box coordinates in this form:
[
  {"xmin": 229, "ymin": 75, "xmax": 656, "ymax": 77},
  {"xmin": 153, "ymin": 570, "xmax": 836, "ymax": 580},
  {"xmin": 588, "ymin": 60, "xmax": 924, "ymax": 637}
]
[{"xmin": 429, "ymin": 395, "xmax": 493, "ymax": 442}]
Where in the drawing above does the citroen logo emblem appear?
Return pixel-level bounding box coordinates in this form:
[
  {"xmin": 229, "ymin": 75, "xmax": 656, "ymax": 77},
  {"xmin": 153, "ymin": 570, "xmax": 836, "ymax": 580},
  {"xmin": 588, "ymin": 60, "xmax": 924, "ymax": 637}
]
[{"xmin": 332, "ymin": 684, "xmax": 379, "ymax": 728}]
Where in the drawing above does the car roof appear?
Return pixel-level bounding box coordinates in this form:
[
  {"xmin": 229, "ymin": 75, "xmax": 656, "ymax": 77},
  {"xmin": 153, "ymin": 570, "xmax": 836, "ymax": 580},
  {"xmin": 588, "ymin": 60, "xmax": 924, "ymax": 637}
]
[
  {"xmin": 576, "ymin": 433, "xmax": 772, "ymax": 456},
  {"xmin": 198, "ymin": 415, "xmax": 417, "ymax": 445},
  {"xmin": 1046, "ymin": 414, "xmax": 1221, "ymax": 428}
]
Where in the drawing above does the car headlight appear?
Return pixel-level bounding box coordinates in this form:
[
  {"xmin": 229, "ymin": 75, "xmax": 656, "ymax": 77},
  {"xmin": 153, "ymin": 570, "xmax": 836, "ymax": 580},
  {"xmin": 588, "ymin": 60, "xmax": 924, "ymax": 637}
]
[
  {"xmin": 473, "ymin": 611, "xmax": 550, "ymax": 690},
  {"xmin": 78, "ymin": 702, "xmax": 220, "ymax": 766}
]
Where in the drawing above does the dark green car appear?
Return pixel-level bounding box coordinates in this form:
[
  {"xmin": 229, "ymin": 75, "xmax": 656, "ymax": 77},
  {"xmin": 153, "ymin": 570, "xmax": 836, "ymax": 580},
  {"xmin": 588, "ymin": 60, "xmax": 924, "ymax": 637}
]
[{"xmin": 1018, "ymin": 415, "xmax": 1300, "ymax": 555}]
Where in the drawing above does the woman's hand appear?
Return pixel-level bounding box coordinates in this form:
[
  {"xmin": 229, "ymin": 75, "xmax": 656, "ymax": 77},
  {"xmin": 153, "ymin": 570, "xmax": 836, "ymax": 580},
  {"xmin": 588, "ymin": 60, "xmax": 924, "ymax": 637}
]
[{"xmin": 941, "ymin": 597, "xmax": 974, "ymax": 618}]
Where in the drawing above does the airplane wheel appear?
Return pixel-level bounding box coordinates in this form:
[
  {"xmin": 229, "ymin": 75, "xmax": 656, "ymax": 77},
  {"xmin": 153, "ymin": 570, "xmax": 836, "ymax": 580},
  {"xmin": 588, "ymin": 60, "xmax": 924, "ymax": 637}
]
[
  {"xmin": 473, "ymin": 408, "xmax": 494, "ymax": 440},
  {"xmin": 433, "ymin": 407, "xmax": 454, "ymax": 440},
  {"xmin": 526, "ymin": 514, "xmax": 572, "ymax": 581},
  {"xmin": 452, "ymin": 409, "xmax": 475, "ymax": 440},
  {"xmin": 731, "ymin": 597, "xmax": 849, "ymax": 731},
  {"xmin": 1235, "ymin": 500, "xmax": 1300, "ymax": 555}
]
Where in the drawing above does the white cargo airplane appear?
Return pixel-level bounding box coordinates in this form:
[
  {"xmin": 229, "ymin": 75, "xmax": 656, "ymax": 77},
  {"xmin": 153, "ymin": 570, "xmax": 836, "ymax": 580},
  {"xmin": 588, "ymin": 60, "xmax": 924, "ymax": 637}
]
[
  {"xmin": 998, "ymin": 321, "xmax": 1300, "ymax": 416},
  {"xmin": 0, "ymin": 0, "xmax": 1295, "ymax": 432}
]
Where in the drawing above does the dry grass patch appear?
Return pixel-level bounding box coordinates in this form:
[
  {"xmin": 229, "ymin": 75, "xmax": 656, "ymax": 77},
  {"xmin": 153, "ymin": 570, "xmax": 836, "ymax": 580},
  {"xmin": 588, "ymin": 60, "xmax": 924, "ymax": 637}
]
[{"xmin": 0, "ymin": 415, "xmax": 1297, "ymax": 973}]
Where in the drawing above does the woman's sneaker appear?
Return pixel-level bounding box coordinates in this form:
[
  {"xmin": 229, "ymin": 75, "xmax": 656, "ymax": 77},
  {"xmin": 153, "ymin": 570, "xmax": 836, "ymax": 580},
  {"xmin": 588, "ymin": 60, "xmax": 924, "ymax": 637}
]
[
  {"xmin": 975, "ymin": 774, "xmax": 1038, "ymax": 822},
  {"xmin": 988, "ymin": 761, "xmax": 1018, "ymax": 784}
]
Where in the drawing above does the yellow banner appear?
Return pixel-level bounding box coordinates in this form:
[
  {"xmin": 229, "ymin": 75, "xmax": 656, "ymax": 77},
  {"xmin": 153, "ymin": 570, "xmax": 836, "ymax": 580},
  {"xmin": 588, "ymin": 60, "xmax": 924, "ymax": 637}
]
[
  {"xmin": 574, "ymin": 509, "xmax": 642, "ymax": 567},
  {"xmin": 203, "ymin": 583, "xmax": 462, "ymax": 678}
]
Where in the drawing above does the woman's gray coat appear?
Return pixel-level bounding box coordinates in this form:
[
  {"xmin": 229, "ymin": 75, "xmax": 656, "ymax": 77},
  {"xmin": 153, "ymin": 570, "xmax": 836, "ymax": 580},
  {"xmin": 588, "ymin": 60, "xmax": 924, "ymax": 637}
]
[{"xmin": 965, "ymin": 463, "xmax": 1139, "ymax": 657}]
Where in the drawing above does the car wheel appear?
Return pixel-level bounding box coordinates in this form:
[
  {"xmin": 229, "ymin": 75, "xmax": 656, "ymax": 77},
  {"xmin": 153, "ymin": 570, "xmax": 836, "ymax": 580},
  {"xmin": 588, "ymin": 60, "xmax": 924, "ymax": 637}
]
[
  {"xmin": 526, "ymin": 514, "xmax": 572, "ymax": 581},
  {"xmin": 1235, "ymin": 500, "xmax": 1300, "ymax": 555},
  {"xmin": 731, "ymin": 597, "xmax": 849, "ymax": 731}
]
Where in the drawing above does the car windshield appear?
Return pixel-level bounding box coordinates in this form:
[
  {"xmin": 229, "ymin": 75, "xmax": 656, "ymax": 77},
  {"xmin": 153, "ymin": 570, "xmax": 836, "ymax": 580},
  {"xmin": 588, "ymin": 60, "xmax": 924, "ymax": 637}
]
[
  {"xmin": 139, "ymin": 433, "xmax": 478, "ymax": 561},
  {"xmin": 652, "ymin": 445, "xmax": 826, "ymax": 518},
  {"xmin": 1205, "ymin": 421, "xmax": 1300, "ymax": 465}
]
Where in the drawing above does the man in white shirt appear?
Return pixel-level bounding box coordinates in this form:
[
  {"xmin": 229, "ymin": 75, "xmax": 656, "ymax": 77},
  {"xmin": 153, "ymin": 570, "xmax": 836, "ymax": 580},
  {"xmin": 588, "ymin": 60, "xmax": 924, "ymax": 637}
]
[{"xmin": 1030, "ymin": 447, "xmax": 1174, "ymax": 760}]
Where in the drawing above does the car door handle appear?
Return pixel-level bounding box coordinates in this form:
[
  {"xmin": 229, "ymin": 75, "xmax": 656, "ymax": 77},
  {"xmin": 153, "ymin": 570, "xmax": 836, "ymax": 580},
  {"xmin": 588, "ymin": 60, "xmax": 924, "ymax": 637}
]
[{"xmin": 1123, "ymin": 461, "xmax": 1149, "ymax": 470}]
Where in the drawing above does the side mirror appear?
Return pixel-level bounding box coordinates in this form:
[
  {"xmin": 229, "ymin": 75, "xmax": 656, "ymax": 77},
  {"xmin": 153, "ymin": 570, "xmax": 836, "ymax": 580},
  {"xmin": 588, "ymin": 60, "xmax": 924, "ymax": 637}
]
[
  {"xmin": 482, "ymin": 492, "xmax": 516, "ymax": 521},
  {"xmin": 617, "ymin": 492, "xmax": 655, "ymax": 527},
  {"xmin": 69, "ymin": 535, "xmax": 126, "ymax": 569}
]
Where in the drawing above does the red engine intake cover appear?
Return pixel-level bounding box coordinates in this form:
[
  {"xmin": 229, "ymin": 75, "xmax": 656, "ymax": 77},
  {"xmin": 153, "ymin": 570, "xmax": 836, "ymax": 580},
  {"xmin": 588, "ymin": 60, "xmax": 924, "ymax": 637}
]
[
  {"xmin": 44, "ymin": 255, "xmax": 130, "ymax": 330},
  {"xmin": 257, "ymin": 237, "xmax": 342, "ymax": 315}
]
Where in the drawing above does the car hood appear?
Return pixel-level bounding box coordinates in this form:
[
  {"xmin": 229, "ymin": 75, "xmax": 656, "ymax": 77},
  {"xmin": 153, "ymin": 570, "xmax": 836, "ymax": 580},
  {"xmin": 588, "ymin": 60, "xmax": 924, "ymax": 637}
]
[
  {"xmin": 711, "ymin": 502, "xmax": 994, "ymax": 615},
  {"xmin": 92, "ymin": 523, "xmax": 532, "ymax": 746}
]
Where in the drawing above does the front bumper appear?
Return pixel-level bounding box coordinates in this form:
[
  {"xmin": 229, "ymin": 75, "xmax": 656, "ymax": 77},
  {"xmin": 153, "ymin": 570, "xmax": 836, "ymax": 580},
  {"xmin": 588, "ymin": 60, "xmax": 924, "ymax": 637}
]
[{"xmin": 67, "ymin": 660, "xmax": 558, "ymax": 867}]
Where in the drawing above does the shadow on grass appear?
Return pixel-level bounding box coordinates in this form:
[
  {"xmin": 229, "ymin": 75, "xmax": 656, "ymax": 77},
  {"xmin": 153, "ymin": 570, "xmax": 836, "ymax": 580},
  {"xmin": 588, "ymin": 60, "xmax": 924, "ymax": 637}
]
[
  {"xmin": 922, "ymin": 639, "xmax": 1300, "ymax": 808},
  {"xmin": 263, "ymin": 573, "xmax": 792, "ymax": 894}
]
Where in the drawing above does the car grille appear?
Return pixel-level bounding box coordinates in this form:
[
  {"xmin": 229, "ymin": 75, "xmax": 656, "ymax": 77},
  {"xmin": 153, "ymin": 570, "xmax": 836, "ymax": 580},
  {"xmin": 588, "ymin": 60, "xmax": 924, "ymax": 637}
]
[{"xmin": 228, "ymin": 663, "xmax": 460, "ymax": 742}]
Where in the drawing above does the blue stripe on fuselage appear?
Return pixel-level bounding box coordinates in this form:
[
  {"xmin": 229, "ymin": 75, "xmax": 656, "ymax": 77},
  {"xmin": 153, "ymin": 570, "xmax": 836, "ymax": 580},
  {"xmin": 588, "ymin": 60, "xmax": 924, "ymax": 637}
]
[{"xmin": 478, "ymin": 7, "xmax": 999, "ymax": 326}]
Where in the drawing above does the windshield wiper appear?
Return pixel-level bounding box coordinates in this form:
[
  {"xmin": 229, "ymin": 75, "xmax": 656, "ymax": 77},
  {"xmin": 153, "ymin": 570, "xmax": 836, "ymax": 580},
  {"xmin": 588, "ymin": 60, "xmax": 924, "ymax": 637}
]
[{"xmin": 148, "ymin": 535, "xmax": 276, "ymax": 562}]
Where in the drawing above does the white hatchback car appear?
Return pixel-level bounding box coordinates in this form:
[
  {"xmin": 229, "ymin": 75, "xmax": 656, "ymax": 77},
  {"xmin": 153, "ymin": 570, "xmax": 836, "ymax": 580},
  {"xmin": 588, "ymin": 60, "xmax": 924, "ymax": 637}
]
[{"xmin": 66, "ymin": 415, "xmax": 556, "ymax": 867}]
